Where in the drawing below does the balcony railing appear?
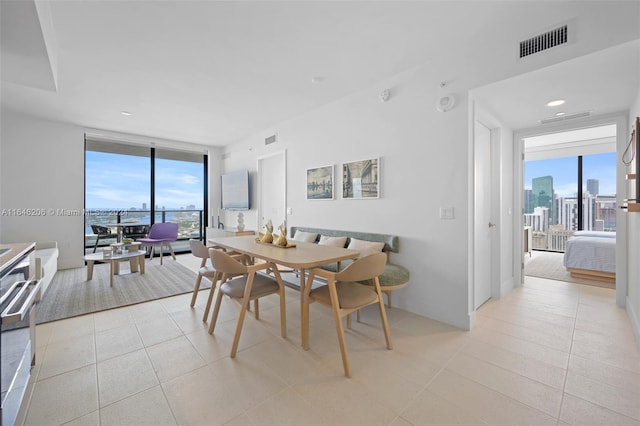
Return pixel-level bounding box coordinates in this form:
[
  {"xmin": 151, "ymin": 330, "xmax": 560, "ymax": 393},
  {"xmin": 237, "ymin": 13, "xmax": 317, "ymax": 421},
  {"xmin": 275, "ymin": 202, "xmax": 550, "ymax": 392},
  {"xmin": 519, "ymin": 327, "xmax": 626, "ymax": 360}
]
[
  {"xmin": 85, "ymin": 209, "xmax": 204, "ymax": 252},
  {"xmin": 531, "ymin": 228, "xmax": 575, "ymax": 252}
]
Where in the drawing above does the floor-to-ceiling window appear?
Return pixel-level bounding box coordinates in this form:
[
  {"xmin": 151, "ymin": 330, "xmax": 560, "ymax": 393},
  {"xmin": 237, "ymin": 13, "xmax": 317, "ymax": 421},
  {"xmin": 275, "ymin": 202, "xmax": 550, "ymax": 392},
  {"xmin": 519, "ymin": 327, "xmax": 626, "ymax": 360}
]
[
  {"xmin": 85, "ymin": 138, "xmax": 207, "ymax": 253},
  {"xmin": 523, "ymin": 125, "xmax": 616, "ymax": 253}
]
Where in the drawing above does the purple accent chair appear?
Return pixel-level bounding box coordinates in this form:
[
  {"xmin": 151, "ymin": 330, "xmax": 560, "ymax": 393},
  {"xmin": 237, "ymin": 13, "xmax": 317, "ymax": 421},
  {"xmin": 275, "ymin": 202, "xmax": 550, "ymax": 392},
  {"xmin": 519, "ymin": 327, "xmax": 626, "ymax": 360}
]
[{"xmin": 137, "ymin": 222, "xmax": 178, "ymax": 265}]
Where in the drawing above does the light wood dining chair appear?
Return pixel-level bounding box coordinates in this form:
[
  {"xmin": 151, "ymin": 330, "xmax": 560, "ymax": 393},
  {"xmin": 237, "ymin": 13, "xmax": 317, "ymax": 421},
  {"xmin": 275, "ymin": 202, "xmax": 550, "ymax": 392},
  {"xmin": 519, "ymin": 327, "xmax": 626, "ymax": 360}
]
[
  {"xmin": 188, "ymin": 239, "xmax": 219, "ymax": 309},
  {"xmin": 206, "ymin": 249, "xmax": 287, "ymax": 358},
  {"xmin": 303, "ymin": 252, "xmax": 392, "ymax": 377}
]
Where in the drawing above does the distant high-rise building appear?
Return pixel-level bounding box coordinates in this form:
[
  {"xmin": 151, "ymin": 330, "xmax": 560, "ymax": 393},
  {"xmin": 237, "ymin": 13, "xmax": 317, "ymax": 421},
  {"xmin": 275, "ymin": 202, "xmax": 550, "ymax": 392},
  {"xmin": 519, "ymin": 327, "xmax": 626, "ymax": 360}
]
[
  {"xmin": 524, "ymin": 189, "xmax": 534, "ymax": 213},
  {"xmin": 587, "ymin": 179, "xmax": 599, "ymax": 196},
  {"xmin": 524, "ymin": 206, "xmax": 549, "ymax": 233},
  {"xmin": 532, "ymin": 176, "xmax": 554, "ymax": 224},
  {"xmin": 142, "ymin": 202, "xmax": 147, "ymax": 210}
]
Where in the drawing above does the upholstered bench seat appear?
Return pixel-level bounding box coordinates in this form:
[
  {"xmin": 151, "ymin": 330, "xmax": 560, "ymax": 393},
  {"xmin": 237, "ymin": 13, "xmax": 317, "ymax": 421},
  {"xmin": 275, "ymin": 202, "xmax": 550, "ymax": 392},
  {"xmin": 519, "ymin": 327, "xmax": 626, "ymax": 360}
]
[{"xmin": 290, "ymin": 226, "xmax": 410, "ymax": 307}]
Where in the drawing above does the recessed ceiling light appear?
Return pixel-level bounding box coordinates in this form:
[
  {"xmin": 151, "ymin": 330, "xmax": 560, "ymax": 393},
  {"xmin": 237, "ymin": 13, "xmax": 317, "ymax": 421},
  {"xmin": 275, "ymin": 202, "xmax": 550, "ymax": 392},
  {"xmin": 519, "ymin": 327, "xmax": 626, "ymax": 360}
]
[
  {"xmin": 121, "ymin": 111, "xmax": 132, "ymax": 116},
  {"xmin": 546, "ymin": 99, "xmax": 565, "ymax": 107},
  {"xmin": 310, "ymin": 76, "xmax": 324, "ymax": 84},
  {"xmin": 555, "ymin": 112, "xmax": 566, "ymax": 116}
]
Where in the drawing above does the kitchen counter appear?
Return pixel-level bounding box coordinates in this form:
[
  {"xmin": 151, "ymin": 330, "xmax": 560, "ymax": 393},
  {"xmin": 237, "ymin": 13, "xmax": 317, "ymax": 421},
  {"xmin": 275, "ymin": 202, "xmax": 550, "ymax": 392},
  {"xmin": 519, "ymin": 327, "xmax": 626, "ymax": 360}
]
[{"xmin": 0, "ymin": 242, "xmax": 36, "ymax": 277}]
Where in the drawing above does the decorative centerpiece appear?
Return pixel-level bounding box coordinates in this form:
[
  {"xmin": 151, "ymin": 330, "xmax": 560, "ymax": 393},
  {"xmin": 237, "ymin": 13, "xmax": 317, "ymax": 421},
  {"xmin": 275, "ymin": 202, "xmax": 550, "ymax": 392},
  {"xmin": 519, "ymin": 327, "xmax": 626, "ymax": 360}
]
[
  {"xmin": 258, "ymin": 219, "xmax": 274, "ymax": 243},
  {"xmin": 272, "ymin": 223, "xmax": 288, "ymax": 247},
  {"xmin": 102, "ymin": 247, "xmax": 113, "ymax": 259},
  {"xmin": 110, "ymin": 243, "xmax": 124, "ymax": 255}
]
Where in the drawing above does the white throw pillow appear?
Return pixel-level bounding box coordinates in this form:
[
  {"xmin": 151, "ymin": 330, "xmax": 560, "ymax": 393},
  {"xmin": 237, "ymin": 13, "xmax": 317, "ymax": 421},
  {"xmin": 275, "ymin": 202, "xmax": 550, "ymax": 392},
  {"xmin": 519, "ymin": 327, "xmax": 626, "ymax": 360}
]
[
  {"xmin": 347, "ymin": 238, "xmax": 385, "ymax": 258},
  {"xmin": 292, "ymin": 230, "xmax": 318, "ymax": 243},
  {"xmin": 318, "ymin": 235, "xmax": 347, "ymax": 247}
]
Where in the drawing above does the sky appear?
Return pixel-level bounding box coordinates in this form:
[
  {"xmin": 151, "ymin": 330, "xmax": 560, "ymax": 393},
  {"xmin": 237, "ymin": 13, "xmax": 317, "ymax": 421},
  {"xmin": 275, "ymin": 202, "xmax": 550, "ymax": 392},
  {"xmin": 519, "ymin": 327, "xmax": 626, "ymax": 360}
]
[
  {"xmin": 524, "ymin": 152, "xmax": 617, "ymax": 197},
  {"xmin": 85, "ymin": 152, "xmax": 204, "ymax": 209}
]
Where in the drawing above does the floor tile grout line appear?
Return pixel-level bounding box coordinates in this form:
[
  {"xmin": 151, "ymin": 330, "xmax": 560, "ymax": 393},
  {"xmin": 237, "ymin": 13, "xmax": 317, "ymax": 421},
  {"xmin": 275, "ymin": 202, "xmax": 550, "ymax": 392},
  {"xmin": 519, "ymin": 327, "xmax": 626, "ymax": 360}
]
[
  {"xmin": 473, "ymin": 316, "xmax": 573, "ymax": 354},
  {"xmin": 555, "ymin": 291, "xmax": 579, "ymax": 426}
]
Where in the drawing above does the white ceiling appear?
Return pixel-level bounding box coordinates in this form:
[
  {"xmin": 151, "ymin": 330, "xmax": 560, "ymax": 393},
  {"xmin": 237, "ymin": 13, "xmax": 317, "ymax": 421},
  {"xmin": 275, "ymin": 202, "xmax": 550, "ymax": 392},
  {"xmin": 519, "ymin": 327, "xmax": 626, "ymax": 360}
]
[
  {"xmin": 1, "ymin": 1, "xmax": 639, "ymax": 147},
  {"xmin": 472, "ymin": 40, "xmax": 640, "ymax": 130}
]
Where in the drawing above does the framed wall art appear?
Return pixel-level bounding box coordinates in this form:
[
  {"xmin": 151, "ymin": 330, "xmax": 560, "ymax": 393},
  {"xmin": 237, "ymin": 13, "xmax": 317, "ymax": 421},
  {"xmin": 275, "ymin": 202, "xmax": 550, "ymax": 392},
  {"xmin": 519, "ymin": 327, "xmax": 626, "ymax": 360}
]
[
  {"xmin": 342, "ymin": 157, "xmax": 380, "ymax": 199},
  {"xmin": 306, "ymin": 165, "xmax": 334, "ymax": 200}
]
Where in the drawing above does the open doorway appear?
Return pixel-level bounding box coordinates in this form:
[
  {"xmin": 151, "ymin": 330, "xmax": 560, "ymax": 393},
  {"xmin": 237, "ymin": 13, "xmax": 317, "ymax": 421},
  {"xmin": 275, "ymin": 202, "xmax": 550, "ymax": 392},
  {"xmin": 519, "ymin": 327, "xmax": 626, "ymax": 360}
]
[{"xmin": 521, "ymin": 124, "xmax": 617, "ymax": 289}]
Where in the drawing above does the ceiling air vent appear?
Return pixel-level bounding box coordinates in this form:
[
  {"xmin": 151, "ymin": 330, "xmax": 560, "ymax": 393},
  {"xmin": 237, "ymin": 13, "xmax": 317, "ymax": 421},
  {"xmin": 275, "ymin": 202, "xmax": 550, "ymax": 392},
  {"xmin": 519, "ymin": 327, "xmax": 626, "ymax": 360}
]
[
  {"xmin": 520, "ymin": 24, "xmax": 568, "ymax": 58},
  {"xmin": 539, "ymin": 111, "xmax": 591, "ymax": 125},
  {"xmin": 265, "ymin": 134, "xmax": 278, "ymax": 145}
]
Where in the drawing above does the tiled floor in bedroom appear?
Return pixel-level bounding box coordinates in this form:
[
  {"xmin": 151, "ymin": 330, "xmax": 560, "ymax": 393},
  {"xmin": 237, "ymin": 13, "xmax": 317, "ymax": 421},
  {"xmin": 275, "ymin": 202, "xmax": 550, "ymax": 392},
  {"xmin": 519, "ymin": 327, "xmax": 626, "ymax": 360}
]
[{"xmin": 17, "ymin": 254, "xmax": 640, "ymax": 425}]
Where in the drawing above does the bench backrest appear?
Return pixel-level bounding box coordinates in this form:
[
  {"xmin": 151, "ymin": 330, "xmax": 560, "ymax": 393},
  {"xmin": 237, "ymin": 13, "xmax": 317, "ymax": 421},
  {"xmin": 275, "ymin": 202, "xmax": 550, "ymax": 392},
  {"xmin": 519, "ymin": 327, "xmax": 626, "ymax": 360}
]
[{"xmin": 289, "ymin": 226, "xmax": 400, "ymax": 253}]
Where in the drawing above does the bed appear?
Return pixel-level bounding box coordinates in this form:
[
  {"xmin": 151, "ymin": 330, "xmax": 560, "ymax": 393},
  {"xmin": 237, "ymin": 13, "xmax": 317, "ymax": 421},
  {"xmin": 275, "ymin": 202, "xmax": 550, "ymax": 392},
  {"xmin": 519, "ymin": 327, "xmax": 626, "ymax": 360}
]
[{"xmin": 563, "ymin": 231, "xmax": 616, "ymax": 283}]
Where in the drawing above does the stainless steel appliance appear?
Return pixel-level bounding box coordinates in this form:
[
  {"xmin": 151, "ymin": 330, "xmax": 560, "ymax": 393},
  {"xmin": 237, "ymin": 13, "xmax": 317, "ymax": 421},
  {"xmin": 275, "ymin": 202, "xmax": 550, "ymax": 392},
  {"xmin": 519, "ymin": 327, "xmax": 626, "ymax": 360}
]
[{"xmin": 1, "ymin": 243, "xmax": 40, "ymax": 426}]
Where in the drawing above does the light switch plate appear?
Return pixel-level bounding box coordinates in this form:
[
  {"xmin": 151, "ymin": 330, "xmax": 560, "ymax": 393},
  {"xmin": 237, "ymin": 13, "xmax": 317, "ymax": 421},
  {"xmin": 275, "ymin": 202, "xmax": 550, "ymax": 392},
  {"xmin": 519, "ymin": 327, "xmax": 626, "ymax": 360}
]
[{"xmin": 440, "ymin": 207, "xmax": 454, "ymax": 220}]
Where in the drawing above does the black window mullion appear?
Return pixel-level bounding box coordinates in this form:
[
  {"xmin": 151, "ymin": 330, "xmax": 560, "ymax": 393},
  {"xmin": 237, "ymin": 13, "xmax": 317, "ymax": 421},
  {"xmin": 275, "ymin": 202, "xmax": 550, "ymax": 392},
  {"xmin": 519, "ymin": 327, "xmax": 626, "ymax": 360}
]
[
  {"xmin": 577, "ymin": 156, "xmax": 583, "ymax": 230},
  {"xmin": 150, "ymin": 148, "xmax": 156, "ymax": 226}
]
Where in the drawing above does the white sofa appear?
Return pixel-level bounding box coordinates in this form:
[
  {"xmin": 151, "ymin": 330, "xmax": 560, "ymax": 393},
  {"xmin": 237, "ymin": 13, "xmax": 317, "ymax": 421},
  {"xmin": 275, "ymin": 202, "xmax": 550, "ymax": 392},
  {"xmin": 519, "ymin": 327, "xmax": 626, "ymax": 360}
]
[{"xmin": 35, "ymin": 241, "xmax": 58, "ymax": 296}]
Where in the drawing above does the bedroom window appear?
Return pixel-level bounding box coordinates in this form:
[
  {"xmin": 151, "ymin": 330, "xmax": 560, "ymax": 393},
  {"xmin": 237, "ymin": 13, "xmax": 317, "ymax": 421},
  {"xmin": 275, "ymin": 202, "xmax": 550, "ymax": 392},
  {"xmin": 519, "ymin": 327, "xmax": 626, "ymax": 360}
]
[{"xmin": 524, "ymin": 125, "xmax": 616, "ymax": 253}]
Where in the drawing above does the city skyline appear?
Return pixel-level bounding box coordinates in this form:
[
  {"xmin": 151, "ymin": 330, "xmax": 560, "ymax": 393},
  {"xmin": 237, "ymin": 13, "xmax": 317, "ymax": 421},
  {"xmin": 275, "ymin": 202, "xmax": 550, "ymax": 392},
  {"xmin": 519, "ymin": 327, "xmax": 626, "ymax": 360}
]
[{"xmin": 524, "ymin": 152, "xmax": 616, "ymax": 197}]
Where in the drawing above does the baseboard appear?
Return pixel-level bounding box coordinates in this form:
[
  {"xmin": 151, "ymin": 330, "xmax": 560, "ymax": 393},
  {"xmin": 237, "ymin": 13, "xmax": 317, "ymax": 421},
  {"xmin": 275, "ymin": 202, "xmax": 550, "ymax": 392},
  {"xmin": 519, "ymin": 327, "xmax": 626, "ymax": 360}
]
[
  {"xmin": 627, "ymin": 296, "xmax": 640, "ymax": 352},
  {"xmin": 500, "ymin": 277, "xmax": 515, "ymax": 298}
]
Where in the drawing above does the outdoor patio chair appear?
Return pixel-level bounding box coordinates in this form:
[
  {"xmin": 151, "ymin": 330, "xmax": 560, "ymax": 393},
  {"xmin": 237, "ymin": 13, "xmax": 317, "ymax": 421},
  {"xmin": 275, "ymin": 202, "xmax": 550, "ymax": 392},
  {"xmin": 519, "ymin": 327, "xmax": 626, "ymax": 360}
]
[{"xmin": 90, "ymin": 224, "xmax": 113, "ymax": 253}]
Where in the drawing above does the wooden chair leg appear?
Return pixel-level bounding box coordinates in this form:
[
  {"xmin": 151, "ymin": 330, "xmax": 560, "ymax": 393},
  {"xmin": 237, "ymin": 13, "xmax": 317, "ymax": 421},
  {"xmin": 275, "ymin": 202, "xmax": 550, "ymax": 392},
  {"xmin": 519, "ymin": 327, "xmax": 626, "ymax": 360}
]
[
  {"xmin": 356, "ymin": 309, "xmax": 361, "ymax": 322},
  {"xmin": 252, "ymin": 299, "xmax": 259, "ymax": 319},
  {"xmin": 346, "ymin": 313, "xmax": 352, "ymax": 329},
  {"xmin": 191, "ymin": 274, "xmax": 203, "ymax": 307},
  {"xmin": 377, "ymin": 294, "xmax": 393, "ymax": 350},
  {"xmin": 301, "ymin": 294, "xmax": 310, "ymax": 350},
  {"xmin": 230, "ymin": 296, "xmax": 250, "ymax": 358},
  {"xmin": 168, "ymin": 243, "xmax": 176, "ymax": 260},
  {"xmin": 208, "ymin": 288, "xmax": 225, "ymax": 334},
  {"xmin": 159, "ymin": 243, "xmax": 164, "ymax": 265},
  {"xmin": 332, "ymin": 309, "xmax": 351, "ymax": 378},
  {"xmin": 386, "ymin": 290, "xmax": 392, "ymax": 308},
  {"xmin": 203, "ymin": 273, "xmax": 220, "ymax": 321},
  {"xmin": 279, "ymin": 288, "xmax": 287, "ymax": 338}
]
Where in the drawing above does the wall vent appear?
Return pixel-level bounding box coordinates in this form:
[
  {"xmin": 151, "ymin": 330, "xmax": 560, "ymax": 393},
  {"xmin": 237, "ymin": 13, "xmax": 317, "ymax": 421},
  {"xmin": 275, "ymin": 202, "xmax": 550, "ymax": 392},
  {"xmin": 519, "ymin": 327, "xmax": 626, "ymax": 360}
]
[
  {"xmin": 222, "ymin": 152, "xmax": 231, "ymax": 160},
  {"xmin": 520, "ymin": 24, "xmax": 568, "ymax": 58},
  {"xmin": 539, "ymin": 111, "xmax": 591, "ymax": 125},
  {"xmin": 265, "ymin": 134, "xmax": 278, "ymax": 145}
]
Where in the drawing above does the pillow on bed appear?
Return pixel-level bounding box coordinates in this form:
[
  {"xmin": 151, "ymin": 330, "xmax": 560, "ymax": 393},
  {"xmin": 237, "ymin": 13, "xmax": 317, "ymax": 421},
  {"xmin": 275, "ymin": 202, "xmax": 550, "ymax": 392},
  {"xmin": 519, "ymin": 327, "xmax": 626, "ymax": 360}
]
[
  {"xmin": 347, "ymin": 238, "xmax": 385, "ymax": 258},
  {"xmin": 291, "ymin": 230, "xmax": 318, "ymax": 242},
  {"xmin": 572, "ymin": 231, "xmax": 615, "ymax": 238},
  {"xmin": 318, "ymin": 235, "xmax": 347, "ymax": 247}
]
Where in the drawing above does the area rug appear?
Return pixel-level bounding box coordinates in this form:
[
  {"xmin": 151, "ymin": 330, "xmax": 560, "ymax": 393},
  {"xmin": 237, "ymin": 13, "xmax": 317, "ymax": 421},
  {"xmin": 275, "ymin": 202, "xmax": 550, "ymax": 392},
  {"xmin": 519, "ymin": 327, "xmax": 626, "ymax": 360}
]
[
  {"xmin": 37, "ymin": 260, "xmax": 201, "ymax": 324},
  {"xmin": 524, "ymin": 251, "xmax": 615, "ymax": 289}
]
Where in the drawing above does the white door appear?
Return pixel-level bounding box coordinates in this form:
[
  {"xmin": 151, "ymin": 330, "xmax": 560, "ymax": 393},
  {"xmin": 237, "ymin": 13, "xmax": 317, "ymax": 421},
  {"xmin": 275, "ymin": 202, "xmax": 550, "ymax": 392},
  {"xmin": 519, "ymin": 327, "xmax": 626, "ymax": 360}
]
[
  {"xmin": 257, "ymin": 151, "xmax": 286, "ymax": 233},
  {"xmin": 474, "ymin": 121, "xmax": 492, "ymax": 309}
]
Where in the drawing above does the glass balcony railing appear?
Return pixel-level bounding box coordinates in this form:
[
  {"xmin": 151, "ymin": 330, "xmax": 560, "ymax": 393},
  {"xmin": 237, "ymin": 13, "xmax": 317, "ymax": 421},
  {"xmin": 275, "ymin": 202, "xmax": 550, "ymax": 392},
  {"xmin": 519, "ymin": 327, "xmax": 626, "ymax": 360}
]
[{"xmin": 84, "ymin": 209, "xmax": 205, "ymax": 253}]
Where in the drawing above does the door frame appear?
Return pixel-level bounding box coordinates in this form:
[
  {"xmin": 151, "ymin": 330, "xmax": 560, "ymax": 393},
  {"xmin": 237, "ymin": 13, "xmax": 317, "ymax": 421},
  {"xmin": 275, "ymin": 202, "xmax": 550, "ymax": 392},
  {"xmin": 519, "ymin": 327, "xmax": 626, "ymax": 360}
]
[
  {"xmin": 469, "ymin": 101, "xmax": 502, "ymax": 327},
  {"xmin": 256, "ymin": 150, "xmax": 287, "ymax": 233},
  {"xmin": 474, "ymin": 120, "xmax": 494, "ymax": 309},
  {"xmin": 513, "ymin": 112, "xmax": 628, "ymax": 306}
]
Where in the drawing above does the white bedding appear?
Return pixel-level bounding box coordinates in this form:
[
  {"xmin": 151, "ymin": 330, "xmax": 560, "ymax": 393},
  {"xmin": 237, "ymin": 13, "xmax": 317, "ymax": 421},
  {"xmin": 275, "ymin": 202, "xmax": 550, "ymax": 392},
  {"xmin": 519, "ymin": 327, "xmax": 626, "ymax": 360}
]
[{"xmin": 563, "ymin": 234, "xmax": 616, "ymax": 273}]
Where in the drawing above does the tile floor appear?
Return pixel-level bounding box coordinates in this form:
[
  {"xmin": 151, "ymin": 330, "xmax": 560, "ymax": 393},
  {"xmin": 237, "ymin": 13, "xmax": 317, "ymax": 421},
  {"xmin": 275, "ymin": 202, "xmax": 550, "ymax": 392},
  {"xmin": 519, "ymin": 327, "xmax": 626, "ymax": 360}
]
[{"xmin": 16, "ymin": 255, "xmax": 640, "ymax": 425}]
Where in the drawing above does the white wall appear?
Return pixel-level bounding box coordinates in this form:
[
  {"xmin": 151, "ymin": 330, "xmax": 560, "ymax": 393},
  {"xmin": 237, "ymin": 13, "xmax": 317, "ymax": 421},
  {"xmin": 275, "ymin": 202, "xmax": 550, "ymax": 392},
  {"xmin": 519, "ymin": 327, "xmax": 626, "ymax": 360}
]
[
  {"xmin": 1, "ymin": 109, "xmax": 85, "ymax": 269},
  {"xmin": 627, "ymin": 91, "xmax": 640, "ymax": 345},
  {"xmin": 222, "ymin": 65, "xmax": 490, "ymax": 329}
]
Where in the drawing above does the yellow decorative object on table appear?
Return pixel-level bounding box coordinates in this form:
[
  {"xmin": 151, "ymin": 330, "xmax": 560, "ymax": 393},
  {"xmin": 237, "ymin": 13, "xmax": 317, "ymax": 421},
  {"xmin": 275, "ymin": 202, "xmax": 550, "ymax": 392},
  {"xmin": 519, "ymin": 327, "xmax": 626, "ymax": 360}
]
[
  {"xmin": 259, "ymin": 219, "xmax": 274, "ymax": 243},
  {"xmin": 272, "ymin": 223, "xmax": 288, "ymax": 247}
]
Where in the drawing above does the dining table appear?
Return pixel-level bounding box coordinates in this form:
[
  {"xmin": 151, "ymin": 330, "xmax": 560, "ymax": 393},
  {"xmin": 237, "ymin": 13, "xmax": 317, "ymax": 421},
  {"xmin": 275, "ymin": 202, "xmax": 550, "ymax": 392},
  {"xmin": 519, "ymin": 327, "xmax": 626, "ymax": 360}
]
[{"xmin": 207, "ymin": 235, "xmax": 359, "ymax": 349}]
